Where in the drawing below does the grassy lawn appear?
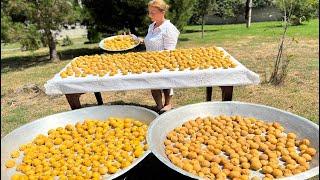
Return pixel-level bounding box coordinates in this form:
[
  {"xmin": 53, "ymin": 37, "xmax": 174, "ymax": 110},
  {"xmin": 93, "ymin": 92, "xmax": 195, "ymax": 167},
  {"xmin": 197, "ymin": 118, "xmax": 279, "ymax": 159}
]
[
  {"xmin": 179, "ymin": 19, "xmax": 318, "ymax": 45},
  {"xmin": 1, "ymin": 19, "xmax": 319, "ymax": 179}
]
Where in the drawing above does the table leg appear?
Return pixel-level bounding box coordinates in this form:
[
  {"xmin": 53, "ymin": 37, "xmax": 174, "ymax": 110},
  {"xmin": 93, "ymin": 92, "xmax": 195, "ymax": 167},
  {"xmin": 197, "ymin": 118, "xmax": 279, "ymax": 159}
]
[
  {"xmin": 206, "ymin": 87, "xmax": 213, "ymax": 101},
  {"xmin": 94, "ymin": 92, "xmax": 103, "ymax": 105},
  {"xmin": 220, "ymin": 86, "xmax": 233, "ymax": 101},
  {"xmin": 65, "ymin": 93, "xmax": 82, "ymax": 110}
]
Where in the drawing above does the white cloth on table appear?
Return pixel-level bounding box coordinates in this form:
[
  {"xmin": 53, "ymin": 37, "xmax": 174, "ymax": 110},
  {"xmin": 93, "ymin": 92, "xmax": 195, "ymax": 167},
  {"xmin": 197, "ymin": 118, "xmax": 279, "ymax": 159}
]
[
  {"xmin": 144, "ymin": 20, "xmax": 180, "ymax": 95},
  {"xmin": 44, "ymin": 48, "xmax": 260, "ymax": 95}
]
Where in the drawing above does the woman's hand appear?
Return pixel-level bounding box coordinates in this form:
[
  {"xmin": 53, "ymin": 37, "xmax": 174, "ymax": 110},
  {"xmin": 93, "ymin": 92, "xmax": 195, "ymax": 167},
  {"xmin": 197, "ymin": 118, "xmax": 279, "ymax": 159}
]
[{"xmin": 138, "ymin": 37, "xmax": 144, "ymax": 44}]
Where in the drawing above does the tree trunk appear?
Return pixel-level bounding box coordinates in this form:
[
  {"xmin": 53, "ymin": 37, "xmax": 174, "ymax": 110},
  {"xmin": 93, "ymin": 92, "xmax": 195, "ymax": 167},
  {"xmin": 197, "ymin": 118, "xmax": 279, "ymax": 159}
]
[
  {"xmin": 45, "ymin": 30, "xmax": 59, "ymax": 62},
  {"xmin": 269, "ymin": 17, "xmax": 289, "ymax": 84},
  {"xmin": 201, "ymin": 15, "xmax": 204, "ymax": 39},
  {"xmin": 245, "ymin": 0, "xmax": 252, "ymax": 28}
]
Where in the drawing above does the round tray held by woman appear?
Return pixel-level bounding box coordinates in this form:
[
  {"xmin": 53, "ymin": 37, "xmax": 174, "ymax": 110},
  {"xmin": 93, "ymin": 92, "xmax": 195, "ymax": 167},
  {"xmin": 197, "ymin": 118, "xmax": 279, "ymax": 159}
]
[{"xmin": 99, "ymin": 34, "xmax": 140, "ymax": 52}]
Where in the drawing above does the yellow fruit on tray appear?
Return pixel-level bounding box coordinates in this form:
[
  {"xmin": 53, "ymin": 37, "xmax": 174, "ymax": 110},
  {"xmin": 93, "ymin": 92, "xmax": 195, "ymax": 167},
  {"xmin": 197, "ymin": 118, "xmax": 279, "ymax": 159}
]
[
  {"xmin": 5, "ymin": 159, "xmax": 16, "ymax": 168},
  {"xmin": 7, "ymin": 117, "xmax": 148, "ymax": 178},
  {"xmin": 104, "ymin": 35, "xmax": 138, "ymax": 51},
  {"xmin": 10, "ymin": 150, "xmax": 20, "ymax": 158},
  {"xmin": 59, "ymin": 47, "xmax": 237, "ymax": 78}
]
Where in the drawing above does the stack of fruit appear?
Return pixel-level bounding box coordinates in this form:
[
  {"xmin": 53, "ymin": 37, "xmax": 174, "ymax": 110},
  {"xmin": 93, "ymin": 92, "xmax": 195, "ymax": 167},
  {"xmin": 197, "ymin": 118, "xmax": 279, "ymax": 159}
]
[{"xmin": 60, "ymin": 47, "xmax": 237, "ymax": 78}]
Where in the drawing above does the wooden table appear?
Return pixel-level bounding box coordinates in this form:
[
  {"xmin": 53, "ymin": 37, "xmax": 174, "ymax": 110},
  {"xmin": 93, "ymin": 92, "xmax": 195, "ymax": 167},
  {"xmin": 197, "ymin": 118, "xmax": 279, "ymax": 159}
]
[{"xmin": 65, "ymin": 86, "xmax": 233, "ymax": 110}]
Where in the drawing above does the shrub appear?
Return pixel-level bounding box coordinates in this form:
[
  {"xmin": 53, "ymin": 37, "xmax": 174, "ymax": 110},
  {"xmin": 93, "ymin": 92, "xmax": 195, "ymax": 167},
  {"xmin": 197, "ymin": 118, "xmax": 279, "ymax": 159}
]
[
  {"xmin": 276, "ymin": 0, "xmax": 319, "ymax": 25},
  {"xmin": 61, "ymin": 35, "xmax": 73, "ymax": 46},
  {"xmin": 87, "ymin": 26, "xmax": 102, "ymax": 43}
]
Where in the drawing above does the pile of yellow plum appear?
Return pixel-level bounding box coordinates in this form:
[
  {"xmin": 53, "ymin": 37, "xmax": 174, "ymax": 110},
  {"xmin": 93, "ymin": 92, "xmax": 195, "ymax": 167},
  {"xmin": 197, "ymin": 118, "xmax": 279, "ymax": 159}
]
[
  {"xmin": 103, "ymin": 35, "xmax": 138, "ymax": 51},
  {"xmin": 6, "ymin": 117, "xmax": 148, "ymax": 179},
  {"xmin": 59, "ymin": 47, "xmax": 237, "ymax": 78},
  {"xmin": 164, "ymin": 115, "xmax": 317, "ymax": 180}
]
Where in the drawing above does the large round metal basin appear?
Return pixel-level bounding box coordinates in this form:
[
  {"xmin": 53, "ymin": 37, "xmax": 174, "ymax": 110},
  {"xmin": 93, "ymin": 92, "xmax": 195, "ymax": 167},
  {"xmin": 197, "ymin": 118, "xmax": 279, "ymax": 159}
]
[
  {"xmin": 148, "ymin": 101, "xmax": 319, "ymax": 180},
  {"xmin": 1, "ymin": 105, "xmax": 158, "ymax": 180}
]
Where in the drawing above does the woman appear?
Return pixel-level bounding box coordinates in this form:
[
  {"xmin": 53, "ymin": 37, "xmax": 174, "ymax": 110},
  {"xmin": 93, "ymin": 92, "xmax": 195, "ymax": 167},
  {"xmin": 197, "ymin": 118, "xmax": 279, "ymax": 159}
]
[{"xmin": 144, "ymin": 0, "xmax": 180, "ymax": 113}]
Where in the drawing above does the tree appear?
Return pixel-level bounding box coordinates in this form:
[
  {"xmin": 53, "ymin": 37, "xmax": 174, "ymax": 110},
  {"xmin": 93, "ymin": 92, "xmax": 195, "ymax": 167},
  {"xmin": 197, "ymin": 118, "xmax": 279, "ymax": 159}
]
[
  {"xmin": 269, "ymin": 0, "xmax": 293, "ymax": 85},
  {"xmin": 82, "ymin": 0, "xmax": 150, "ymax": 37},
  {"xmin": 245, "ymin": 0, "xmax": 253, "ymax": 28},
  {"xmin": 192, "ymin": 0, "xmax": 215, "ymax": 38},
  {"xmin": 214, "ymin": 0, "xmax": 245, "ymax": 18},
  {"xmin": 252, "ymin": 0, "xmax": 273, "ymax": 7},
  {"xmin": 189, "ymin": 0, "xmax": 274, "ymax": 25},
  {"xmin": 1, "ymin": 0, "xmax": 24, "ymax": 43},
  {"xmin": 1, "ymin": 12, "xmax": 12, "ymax": 42},
  {"xmin": 5, "ymin": 0, "xmax": 82, "ymax": 62},
  {"xmin": 275, "ymin": 0, "xmax": 319, "ymax": 25},
  {"xmin": 167, "ymin": 0, "xmax": 196, "ymax": 31},
  {"xmin": 82, "ymin": 0, "xmax": 195, "ymax": 37},
  {"xmin": 245, "ymin": 0, "xmax": 273, "ymax": 28}
]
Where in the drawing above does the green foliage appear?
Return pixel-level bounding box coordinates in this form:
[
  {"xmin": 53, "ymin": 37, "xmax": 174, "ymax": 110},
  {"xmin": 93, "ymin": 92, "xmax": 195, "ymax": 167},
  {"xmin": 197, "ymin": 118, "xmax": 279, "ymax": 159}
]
[
  {"xmin": 87, "ymin": 26, "xmax": 102, "ymax": 43},
  {"xmin": 2, "ymin": 0, "xmax": 82, "ymax": 52},
  {"xmin": 190, "ymin": 0, "xmax": 216, "ymax": 38},
  {"xmin": 166, "ymin": 0, "xmax": 196, "ymax": 31},
  {"xmin": 213, "ymin": 0, "xmax": 246, "ymax": 18},
  {"xmin": 20, "ymin": 25, "xmax": 42, "ymax": 51},
  {"xmin": 1, "ymin": 12, "xmax": 41, "ymax": 50},
  {"xmin": 6, "ymin": 0, "xmax": 79, "ymax": 31},
  {"xmin": 82, "ymin": 0, "xmax": 196, "ymax": 35},
  {"xmin": 61, "ymin": 36, "xmax": 73, "ymax": 46},
  {"xmin": 275, "ymin": 0, "xmax": 319, "ymax": 25},
  {"xmin": 191, "ymin": 0, "xmax": 215, "ymax": 24},
  {"xmin": 191, "ymin": 0, "xmax": 247, "ymax": 21},
  {"xmin": 189, "ymin": 0, "xmax": 274, "ymax": 24},
  {"xmin": 252, "ymin": 0, "xmax": 274, "ymax": 8},
  {"xmin": 82, "ymin": 0, "xmax": 150, "ymax": 36},
  {"xmin": 1, "ymin": 1, "xmax": 19, "ymax": 42},
  {"xmin": 1, "ymin": 13, "xmax": 13, "ymax": 42}
]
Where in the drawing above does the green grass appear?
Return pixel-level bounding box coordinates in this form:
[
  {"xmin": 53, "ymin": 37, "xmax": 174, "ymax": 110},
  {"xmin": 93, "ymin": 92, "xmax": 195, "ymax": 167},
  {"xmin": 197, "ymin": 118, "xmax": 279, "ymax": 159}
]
[
  {"xmin": 306, "ymin": 58, "xmax": 319, "ymax": 71},
  {"xmin": 179, "ymin": 19, "xmax": 319, "ymax": 46},
  {"xmin": 1, "ymin": 105, "xmax": 29, "ymax": 136},
  {"xmin": 1, "ymin": 42, "xmax": 21, "ymax": 50},
  {"xmin": 1, "ymin": 38, "xmax": 97, "ymax": 59}
]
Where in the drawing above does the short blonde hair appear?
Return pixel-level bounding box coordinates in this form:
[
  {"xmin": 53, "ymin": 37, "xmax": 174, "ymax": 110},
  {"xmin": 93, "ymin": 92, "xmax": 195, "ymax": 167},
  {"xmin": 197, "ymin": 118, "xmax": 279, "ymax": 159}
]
[{"xmin": 148, "ymin": 0, "xmax": 169, "ymax": 12}]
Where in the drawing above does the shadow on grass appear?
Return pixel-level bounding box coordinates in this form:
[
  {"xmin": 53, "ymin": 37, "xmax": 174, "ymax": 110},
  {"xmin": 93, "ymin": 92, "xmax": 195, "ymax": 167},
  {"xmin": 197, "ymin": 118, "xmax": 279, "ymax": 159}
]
[
  {"xmin": 82, "ymin": 100, "xmax": 158, "ymax": 113},
  {"xmin": 1, "ymin": 47, "xmax": 102, "ymax": 73},
  {"xmin": 1, "ymin": 44, "xmax": 147, "ymax": 73},
  {"xmin": 262, "ymin": 23, "xmax": 308, "ymax": 29},
  {"xmin": 262, "ymin": 23, "xmax": 308, "ymax": 30},
  {"xmin": 263, "ymin": 25, "xmax": 283, "ymax": 29},
  {"xmin": 178, "ymin": 37, "xmax": 190, "ymax": 41},
  {"xmin": 184, "ymin": 29, "xmax": 218, "ymax": 34}
]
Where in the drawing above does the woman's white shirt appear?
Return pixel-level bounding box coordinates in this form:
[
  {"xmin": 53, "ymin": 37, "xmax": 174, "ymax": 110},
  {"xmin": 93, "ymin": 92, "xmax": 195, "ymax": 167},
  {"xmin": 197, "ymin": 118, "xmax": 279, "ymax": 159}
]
[
  {"xmin": 144, "ymin": 20, "xmax": 180, "ymax": 51},
  {"xmin": 144, "ymin": 20, "xmax": 179, "ymax": 95}
]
